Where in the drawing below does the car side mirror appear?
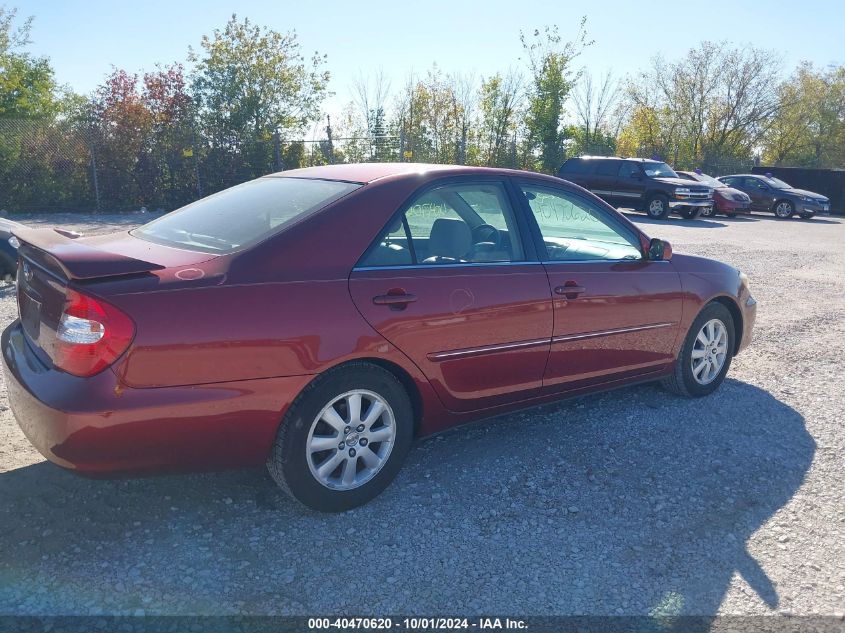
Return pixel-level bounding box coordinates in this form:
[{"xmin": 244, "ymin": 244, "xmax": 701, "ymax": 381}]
[{"xmin": 648, "ymin": 238, "xmax": 673, "ymax": 261}]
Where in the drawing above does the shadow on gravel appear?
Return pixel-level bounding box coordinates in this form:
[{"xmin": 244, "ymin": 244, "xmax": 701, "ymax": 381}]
[{"xmin": 0, "ymin": 379, "xmax": 813, "ymax": 616}]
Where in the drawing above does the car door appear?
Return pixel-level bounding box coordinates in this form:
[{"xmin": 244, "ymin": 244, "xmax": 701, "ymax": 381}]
[
  {"xmin": 741, "ymin": 177, "xmax": 774, "ymax": 211},
  {"xmin": 349, "ymin": 179, "xmax": 553, "ymax": 412},
  {"xmin": 613, "ymin": 161, "xmax": 646, "ymax": 208},
  {"xmin": 514, "ymin": 180, "xmax": 683, "ymax": 392},
  {"xmin": 589, "ymin": 160, "xmax": 622, "ymax": 206}
]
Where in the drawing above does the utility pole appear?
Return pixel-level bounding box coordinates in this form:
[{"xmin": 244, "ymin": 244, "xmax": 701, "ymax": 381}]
[
  {"xmin": 191, "ymin": 122, "xmax": 203, "ymax": 198},
  {"xmin": 325, "ymin": 115, "xmax": 334, "ymax": 165},
  {"xmin": 273, "ymin": 130, "xmax": 282, "ymax": 171},
  {"xmin": 87, "ymin": 127, "xmax": 101, "ymax": 212}
]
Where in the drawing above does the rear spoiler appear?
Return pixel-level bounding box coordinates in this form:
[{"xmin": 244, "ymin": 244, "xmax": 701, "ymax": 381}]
[{"xmin": 12, "ymin": 227, "xmax": 165, "ymax": 280}]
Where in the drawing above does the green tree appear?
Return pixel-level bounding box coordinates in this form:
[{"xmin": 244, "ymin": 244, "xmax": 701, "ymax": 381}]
[
  {"xmin": 190, "ymin": 15, "xmax": 329, "ymax": 143},
  {"xmin": 763, "ymin": 63, "xmax": 845, "ymax": 168},
  {"xmin": 520, "ymin": 20, "xmax": 592, "ymax": 173},
  {"xmin": 477, "ymin": 71, "xmax": 522, "ymax": 167},
  {"xmin": 622, "ymin": 42, "xmax": 782, "ymax": 168},
  {"xmin": 189, "ymin": 14, "xmax": 330, "ymax": 189},
  {"xmin": 0, "ymin": 6, "xmax": 57, "ymax": 119},
  {"xmin": 392, "ymin": 65, "xmax": 463, "ymax": 164},
  {"xmin": 571, "ymin": 71, "xmax": 621, "ymax": 156}
]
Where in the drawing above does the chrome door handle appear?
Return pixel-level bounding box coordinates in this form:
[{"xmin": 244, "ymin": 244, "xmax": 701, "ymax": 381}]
[
  {"xmin": 373, "ymin": 293, "xmax": 417, "ymax": 310},
  {"xmin": 554, "ymin": 285, "xmax": 586, "ymax": 299}
]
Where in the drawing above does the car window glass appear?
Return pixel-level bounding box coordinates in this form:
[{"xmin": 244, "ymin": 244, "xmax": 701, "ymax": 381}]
[
  {"xmin": 596, "ymin": 161, "xmax": 619, "ymax": 176},
  {"xmin": 618, "ymin": 162, "xmax": 641, "ymax": 179},
  {"xmin": 642, "ymin": 162, "xmax": 679, "ymax": 178},
  {"xmin": 520, "ymin": 185, "xmax": 642, "ymax": 262},
  {"xmin": 745, "ymin": 178, "xmax": 768, "ymax": 190},
  {"xmin": 359, "ymin": 182, "xmax": 523, "ymax": 267},
  {"xmin": 560, "ymin": 159, "xmax": 589, "ymax": 174},
  {"xmin": 133, "ymin": 178, "xmax": 361, "ymax": 254}
]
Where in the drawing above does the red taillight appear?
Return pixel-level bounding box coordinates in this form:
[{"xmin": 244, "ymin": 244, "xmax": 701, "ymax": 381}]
[{"xmin": 51, "ymin": 289, "xmax": 135, "ymax": 377}]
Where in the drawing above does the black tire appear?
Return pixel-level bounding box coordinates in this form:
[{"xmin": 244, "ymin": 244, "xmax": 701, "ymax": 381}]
[
  {"xmin": 662, "ymin": 302, "xmax": 735, "ymax": 398},
  {"xmin": 700, "ymin": 205, "xmax": 717, "ymax": 218},
  {"xmin": 679, "ymin": 207, "xmax": 703, "ymax": 220},
  {"xmin": 267, "ymin": 362, "xmax": 413, "ymax": 512},
  {"xmin": 799, "ymin": 212, "xmax": 815, "ymax": 220},
  {"xmin": 645, "ymin": 193, "xmax": 671, "ymax": 220},
  {"xmin": 773, "ymin": 200, "xmax": 794, "ymax": 219},
  {"xmin": 726, "ymin": 213, "xmax": 737, "ymax": 218},
  {"xmin": 0, "ymin": 252, "xmax": 16, "ymax": 280}
]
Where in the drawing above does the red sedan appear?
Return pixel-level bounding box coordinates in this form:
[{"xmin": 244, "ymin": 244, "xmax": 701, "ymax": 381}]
[
  {"xmin": 3, "ymin": 164, "xmax": 756, "ymax": 511},
  {"xmin": 676, "ymin": 171, "xmax": 751, "ymax": 217}
]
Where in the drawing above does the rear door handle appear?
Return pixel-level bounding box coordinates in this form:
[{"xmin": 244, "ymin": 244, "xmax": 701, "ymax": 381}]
[
  {"xmin": 373, "ymin": 293, "xmax": 417, "ymax": 309},
  {"xmin": 554, "ymin": 285, "xmax": 586, "ymax": 299}
]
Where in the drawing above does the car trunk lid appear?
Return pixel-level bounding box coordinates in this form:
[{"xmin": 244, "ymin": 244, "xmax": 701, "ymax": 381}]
[{"xmin": 12, "ymin": 227, "xmax": 217, "ymax": 368}]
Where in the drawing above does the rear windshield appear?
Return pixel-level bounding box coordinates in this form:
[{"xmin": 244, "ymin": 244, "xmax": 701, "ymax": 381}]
[{"xmin": 132, "ymin": 177, "xmax": 361, "ymax": 253}]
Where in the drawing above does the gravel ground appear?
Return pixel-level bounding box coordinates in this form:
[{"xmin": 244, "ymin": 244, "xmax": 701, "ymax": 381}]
[{"xmin": 0, "ymin": 210, "xmax": 843, "ymax": 617}]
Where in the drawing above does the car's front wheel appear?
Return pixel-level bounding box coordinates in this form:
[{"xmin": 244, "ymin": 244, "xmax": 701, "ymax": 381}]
[
  {"xmin": 679, "ymin": 207, "xmax": 703, "ymax": 220},
  {"xmin": 700, "ymin": 205, "xmax": 717, "ymax": 218},
  {"xmin": 267, "ymin": 363, "xmax": 413, "ymax": 512},
  {"xmin": 662, "ymin": 302, "xmax": 735, "ymax": 397},
  {"xmin": 646, "ymin": 194, "xmax": 671, "ymax": 220}
]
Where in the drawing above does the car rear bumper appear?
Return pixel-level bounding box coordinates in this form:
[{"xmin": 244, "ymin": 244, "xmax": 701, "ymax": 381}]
[{"xmin": 2, "ymin": 321, "xmax": 309, "ymax": 475}]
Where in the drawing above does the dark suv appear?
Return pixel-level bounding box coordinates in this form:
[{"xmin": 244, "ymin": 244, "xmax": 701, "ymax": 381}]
[
  {"xmin": 558, "ymin": 157, "xmax": 714, "ymax": 220},
  {"xmin": 718, "ymin": 174, "xmax": 830, "ymax": 219}
]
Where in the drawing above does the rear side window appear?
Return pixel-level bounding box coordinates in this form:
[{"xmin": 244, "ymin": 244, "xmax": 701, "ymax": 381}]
[
  {"xmin": 560, "ymin": 158, "xmax": 590, "ymax": 174},
  {"xmin": 596, "ymin": 161, "xmax": 619, "ymax": 176},
  {"xmin": 359, "ymin": 182, "xmax": 524, "ymax": 267},
  {"xmin": 133, "ymin": 177, "xmax": 361, "ymax": 253}
]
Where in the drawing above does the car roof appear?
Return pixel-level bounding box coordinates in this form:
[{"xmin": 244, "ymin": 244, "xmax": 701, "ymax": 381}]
[
  {"xmin": 720, "ymin": 174, "xmax": 759, "ymax": 178},
  {"xmin": 568, "ymin": 156, "xmax": 660, "ymax": 163},
  {"xmin": 268, "ymin": 163, "xmax": 539, "ymax": 184}
]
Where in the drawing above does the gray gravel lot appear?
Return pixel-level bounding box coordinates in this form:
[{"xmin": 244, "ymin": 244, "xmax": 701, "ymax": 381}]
[{"xmin": 0, "ymin": 210, "xmax": 843, "ymax": 617}]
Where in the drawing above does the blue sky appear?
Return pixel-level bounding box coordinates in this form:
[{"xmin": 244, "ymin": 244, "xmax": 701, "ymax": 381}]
[{"xmin": 16, "ymin": 0, "xmax": 845, "ymax": 126}]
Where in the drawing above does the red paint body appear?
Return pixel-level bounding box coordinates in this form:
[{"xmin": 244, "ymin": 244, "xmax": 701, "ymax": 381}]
[{"xmin": 2, "ymin": 164, "xmax": 756, "ymax": 474}]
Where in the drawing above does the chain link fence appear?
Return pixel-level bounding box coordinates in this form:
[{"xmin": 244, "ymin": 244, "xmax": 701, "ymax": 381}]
[
  {"xmin": 0, "ymin": 118, "xmax": 402, "ymax": 214},
  {"xmin": 0, "ymin": 117, "xmax": 820, "ymax": 214}
]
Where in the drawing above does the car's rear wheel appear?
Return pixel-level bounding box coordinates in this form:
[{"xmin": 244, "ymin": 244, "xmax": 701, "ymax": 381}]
[
  {"xmin": 267, "ymin": 363, "xmax": 413, "ymax": 512},
  {"xmin": 662, "ymin": 302, "xmax": 735, "ymax": 398},
  {"xmin": 679, "ymin": 207, "xmax": 703, "ymax": 220},
  {"xmin": 646, "ymin": 194, "xmax": 670, "ymax": 220},
  {"xmin": 774, "ymin": 200, "xmax": 794, "ymax": 219},
  {"xmin": 800, "ymin": 212, "xmax": 815, "ymax": 219}
]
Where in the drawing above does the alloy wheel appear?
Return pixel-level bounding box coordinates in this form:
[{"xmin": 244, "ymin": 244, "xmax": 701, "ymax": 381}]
[
  {"xmin": 648, "ymin": 199, "xmax": 665, "ymax": 217},
  {"xmin": 775, "ymin": 202, "xmax": 793, "ymax": 218},
  {"xmin": 691, "ymin": 319, "xmax": 729, "ymax": 385},
  {"xmin": 306, "ymin": 389, "xmax": 396, "ymax": 491}
]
